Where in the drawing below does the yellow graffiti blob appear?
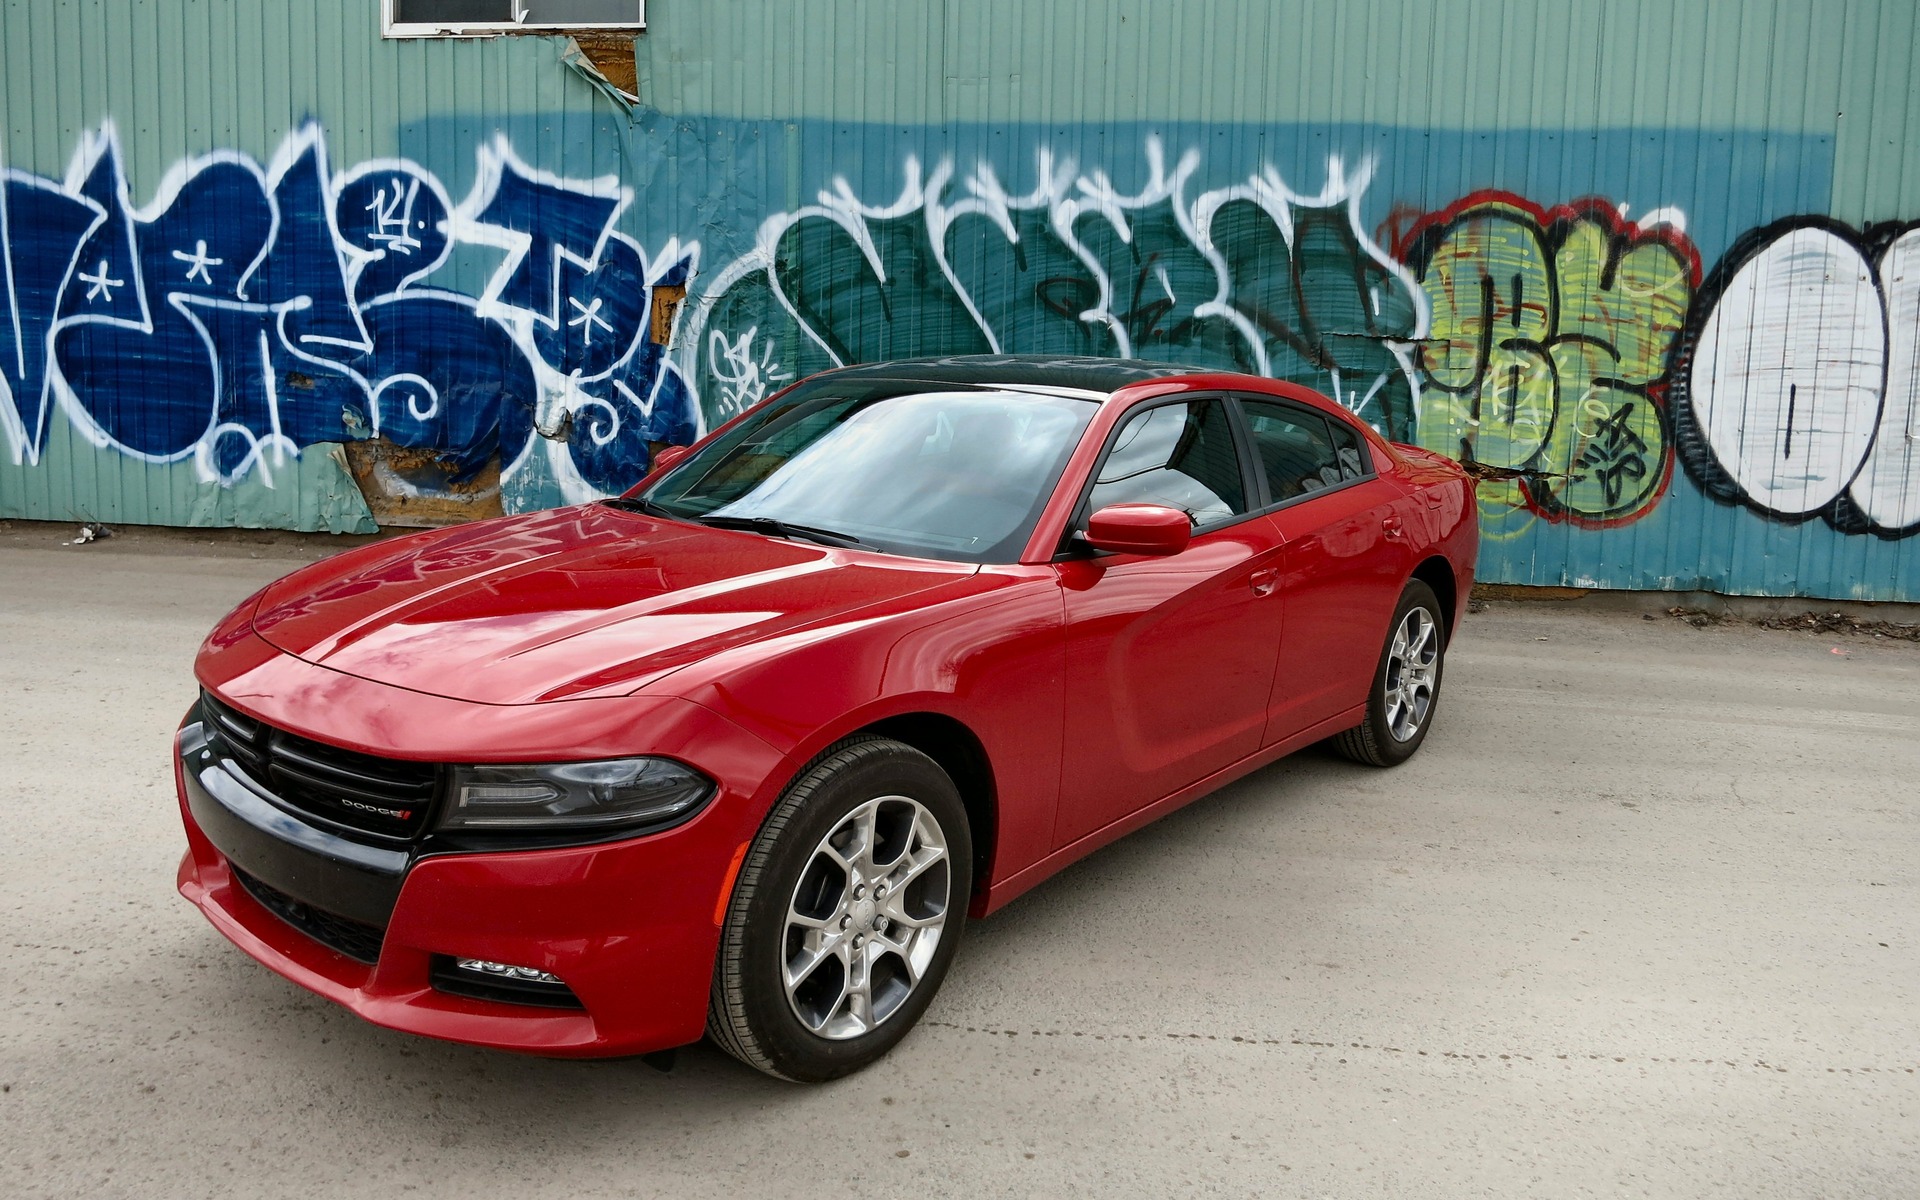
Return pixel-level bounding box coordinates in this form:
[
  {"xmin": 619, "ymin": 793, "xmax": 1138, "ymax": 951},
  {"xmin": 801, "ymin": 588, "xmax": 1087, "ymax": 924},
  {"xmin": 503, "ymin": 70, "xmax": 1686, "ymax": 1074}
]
[{"xmin": 1414, "ymin": 197, "xmax": 1693, "ymax": 525}]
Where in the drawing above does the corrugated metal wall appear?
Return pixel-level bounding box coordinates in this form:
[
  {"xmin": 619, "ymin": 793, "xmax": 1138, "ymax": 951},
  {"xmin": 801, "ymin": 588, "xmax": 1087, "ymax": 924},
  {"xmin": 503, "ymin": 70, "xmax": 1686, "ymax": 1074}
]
[{"xmin": 2, "ymin": 0, "xmax": 1917, "ymax": 600}]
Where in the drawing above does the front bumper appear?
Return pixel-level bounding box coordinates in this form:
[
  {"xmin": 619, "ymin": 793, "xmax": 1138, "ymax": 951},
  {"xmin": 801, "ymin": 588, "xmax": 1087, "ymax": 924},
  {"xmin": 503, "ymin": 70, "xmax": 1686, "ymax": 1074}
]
[{"xmin": 173, "ymin": 689, "xmax": 784, "ymax": 1058}]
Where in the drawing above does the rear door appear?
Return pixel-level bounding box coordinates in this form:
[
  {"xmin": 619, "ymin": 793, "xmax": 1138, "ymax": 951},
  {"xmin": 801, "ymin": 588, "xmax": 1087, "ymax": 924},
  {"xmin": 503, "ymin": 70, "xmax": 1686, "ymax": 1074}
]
[
  {"xmin": 1052, "ymin": 395, "xmax": 1287, "ymax": 847},
  {"xmin": 1235, "ymin": 395, "xmax": 1415, "ymax": 743}
]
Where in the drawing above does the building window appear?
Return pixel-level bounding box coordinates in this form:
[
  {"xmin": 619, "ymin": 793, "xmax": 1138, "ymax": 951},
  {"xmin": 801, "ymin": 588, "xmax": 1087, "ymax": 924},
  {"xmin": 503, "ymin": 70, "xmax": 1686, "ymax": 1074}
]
[{"xmin": 383, "ymin": 0, "xmax": 644, "ymax": 38}]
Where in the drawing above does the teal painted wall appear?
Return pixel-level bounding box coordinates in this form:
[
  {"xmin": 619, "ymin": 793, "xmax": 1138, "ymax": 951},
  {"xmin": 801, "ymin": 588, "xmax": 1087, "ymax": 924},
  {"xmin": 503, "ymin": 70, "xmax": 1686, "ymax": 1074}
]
[{"xmin": 2, "ymin": 0, "xmax": 1917, "ymax": 599}]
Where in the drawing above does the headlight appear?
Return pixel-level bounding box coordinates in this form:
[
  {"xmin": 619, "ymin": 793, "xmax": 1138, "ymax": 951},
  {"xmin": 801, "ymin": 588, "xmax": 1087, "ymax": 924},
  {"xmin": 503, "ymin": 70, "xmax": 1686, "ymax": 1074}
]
[{"xmin": 441, "ymin": 758, "xmax": 714, "ymax": 834}]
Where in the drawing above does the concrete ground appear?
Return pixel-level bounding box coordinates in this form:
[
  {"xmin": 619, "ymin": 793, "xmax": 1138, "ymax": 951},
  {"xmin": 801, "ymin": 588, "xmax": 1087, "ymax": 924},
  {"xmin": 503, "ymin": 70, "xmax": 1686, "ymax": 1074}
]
[{"xmin": 2, "ymin": 528, "xmax": 1916, "ymax": 1199}]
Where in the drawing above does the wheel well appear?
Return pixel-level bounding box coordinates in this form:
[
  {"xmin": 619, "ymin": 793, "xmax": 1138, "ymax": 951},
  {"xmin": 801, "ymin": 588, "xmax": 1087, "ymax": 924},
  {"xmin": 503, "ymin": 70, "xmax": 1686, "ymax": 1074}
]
[
  {"xmin": 862, "ymin": 713, "xmax": 996, "ymax": 897},
  {"xmin": 1412, "ymin": 555, "xmax": 1457, "ymax": 641}
]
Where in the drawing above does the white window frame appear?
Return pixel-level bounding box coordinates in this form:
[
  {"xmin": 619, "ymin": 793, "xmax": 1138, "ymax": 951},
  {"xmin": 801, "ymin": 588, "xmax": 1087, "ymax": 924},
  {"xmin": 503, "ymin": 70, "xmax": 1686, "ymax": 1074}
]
[{"xmin": 382, "ymin": 0, "xmax": 644, "ymax": 38}]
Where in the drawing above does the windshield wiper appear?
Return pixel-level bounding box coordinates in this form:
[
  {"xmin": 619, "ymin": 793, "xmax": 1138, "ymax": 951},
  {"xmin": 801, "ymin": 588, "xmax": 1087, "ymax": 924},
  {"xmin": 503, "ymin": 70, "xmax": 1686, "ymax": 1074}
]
[
  {"xmin": 694, "ymin": 514, "xmax": 864, "ymax": 548},
  {"xmin": 606, "ymin": 499, "xmax": 864, "ymax": 548},
  {"xmin": 603, "ymin": 496, "xmax": 682, "ymax": 518}
]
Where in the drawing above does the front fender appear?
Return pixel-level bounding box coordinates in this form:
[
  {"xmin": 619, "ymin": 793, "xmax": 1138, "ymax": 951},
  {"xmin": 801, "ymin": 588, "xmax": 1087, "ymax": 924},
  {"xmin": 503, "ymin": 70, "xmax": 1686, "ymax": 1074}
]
[{"xmin": 665, "ymin": 568, "xmax": 1067, "ymax": 900}]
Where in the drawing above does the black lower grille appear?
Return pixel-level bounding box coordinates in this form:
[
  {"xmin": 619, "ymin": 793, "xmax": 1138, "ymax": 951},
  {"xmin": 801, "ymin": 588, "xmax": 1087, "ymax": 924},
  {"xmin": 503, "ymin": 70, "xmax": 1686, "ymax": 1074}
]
[
  {"xmin": 232, "ymin": 866, "xmax": 387, "ymax": 965},
  {"xmin": 201, "ymin": 693, "xmax": 440, "ymax": 843}
]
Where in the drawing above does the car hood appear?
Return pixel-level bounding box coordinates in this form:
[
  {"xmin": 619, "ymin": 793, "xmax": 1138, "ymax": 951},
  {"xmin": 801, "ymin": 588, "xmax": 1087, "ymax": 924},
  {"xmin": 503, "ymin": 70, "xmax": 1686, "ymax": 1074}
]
[{"xmin": 251, "ymin": 505, "xmax": 978, "ymax": 704}]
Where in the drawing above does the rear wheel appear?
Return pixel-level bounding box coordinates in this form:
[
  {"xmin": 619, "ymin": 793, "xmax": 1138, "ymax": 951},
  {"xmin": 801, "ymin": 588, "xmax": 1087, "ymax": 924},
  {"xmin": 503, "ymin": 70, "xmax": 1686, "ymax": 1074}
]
[
  {"xmin": 707, "ymin": 736, "xmax": 971, "ymax": 1082},
  {"xmin": 1332, "ymin": 580, "xmax": 1447, "ymax": 767}
]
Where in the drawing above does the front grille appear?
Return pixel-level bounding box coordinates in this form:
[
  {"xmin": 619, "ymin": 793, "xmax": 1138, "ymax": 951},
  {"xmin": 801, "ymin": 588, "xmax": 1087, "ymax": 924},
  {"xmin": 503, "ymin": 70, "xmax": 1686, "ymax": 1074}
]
[
  {"xmin": 201, "ymin": 693, "xmax": 440, "ymax": 842},
  {"xmin": 232, "ymin": 866, "xmax": 387, "ymax": 965}
]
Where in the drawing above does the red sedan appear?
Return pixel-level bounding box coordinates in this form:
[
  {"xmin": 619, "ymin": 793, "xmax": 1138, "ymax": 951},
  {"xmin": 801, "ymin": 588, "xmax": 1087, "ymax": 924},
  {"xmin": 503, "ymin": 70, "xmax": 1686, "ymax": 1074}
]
[{"xmin": 176, "ymin": 356, "xmax": 1476, "ymax": 1081}]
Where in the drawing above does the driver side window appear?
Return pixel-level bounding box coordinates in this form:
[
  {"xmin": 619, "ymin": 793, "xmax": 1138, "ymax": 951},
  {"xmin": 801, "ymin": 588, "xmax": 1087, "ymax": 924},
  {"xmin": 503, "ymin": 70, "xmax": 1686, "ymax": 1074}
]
[{"xmin": 1088, "ymin": 399, "xmax": 1247, "ymax": 528}]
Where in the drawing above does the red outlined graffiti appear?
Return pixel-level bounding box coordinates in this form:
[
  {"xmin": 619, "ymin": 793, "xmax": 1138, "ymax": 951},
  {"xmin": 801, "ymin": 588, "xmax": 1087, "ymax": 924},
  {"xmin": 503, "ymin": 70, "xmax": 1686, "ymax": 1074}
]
[{"xmin": 1396, "ymin": 189, "xmax": 1703, "ymax": 529}]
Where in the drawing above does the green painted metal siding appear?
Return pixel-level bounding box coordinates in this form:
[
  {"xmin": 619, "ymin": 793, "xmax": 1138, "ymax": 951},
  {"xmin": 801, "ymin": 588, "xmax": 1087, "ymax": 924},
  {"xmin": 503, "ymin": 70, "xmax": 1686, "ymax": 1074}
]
[
  {"xmin": 6, "ymin": 2, "xmax": 1916, "ymax": 221},
  {"xmin": 628, "ymin": 0, "xmax": 1920, "ymax": 222}
]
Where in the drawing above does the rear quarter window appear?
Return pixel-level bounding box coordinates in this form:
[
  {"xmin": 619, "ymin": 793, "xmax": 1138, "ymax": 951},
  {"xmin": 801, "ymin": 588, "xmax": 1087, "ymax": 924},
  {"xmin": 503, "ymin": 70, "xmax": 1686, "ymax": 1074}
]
[{"xmin": 1239, "ymin": 396, "xmax": 1376, "ymax": 506}]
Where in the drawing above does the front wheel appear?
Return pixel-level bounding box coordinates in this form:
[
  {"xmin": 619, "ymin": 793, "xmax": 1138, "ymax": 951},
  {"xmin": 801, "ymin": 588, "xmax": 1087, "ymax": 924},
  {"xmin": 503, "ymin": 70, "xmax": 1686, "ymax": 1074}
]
[
  {"xmin": 707, "ymin": 736, "xmax": 971, "ymax": 1082},
  {"xmin": 1331, "ymin": 580, "xmax": 1447, "ymax": 767}
]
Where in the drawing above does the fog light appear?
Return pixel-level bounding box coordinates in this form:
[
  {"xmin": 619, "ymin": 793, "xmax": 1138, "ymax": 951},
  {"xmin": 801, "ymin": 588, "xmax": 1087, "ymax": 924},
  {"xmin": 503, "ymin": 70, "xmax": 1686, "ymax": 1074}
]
[
  {"xmin": 454, "ymin": 957, "xmax": 565, "ymax": 985},
  {"xmin": 429, "ymin": 956, "xmax": 583, "ymax": 1010}
]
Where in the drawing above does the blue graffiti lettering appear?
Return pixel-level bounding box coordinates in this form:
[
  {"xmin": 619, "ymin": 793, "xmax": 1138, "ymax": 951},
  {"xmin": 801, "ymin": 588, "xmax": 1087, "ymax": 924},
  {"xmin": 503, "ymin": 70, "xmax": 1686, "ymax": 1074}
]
[
  {"xmin": 2, "ymin": 169, "xmax": 104, "ymax": 463},
  {"xmin": 2, "ymin": 121, "xmax": 700, "ymax": 499}
]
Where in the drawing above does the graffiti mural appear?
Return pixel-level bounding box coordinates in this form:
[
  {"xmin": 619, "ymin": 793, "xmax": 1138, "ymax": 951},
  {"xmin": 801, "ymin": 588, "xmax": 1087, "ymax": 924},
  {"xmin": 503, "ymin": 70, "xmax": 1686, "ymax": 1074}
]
[
  {"xmin": 679, "ymin": 138, "xmax": 1428, "ymax": 442},
  {"xmin": 1396, "ymin": 192, "xmax": 1700, "ymax": 527},
  {"xmin": 1672, "ymin": 218, "xmax": 1920, "ymax": 537},
  {"xmin": 1, "ymin": 122, "xmax": 699, "ymax": 519},
  {"xmin": 677, "ymin": 154, "xmax": 1721, "ymax": 538},
  {"xmin": 3, "ymin": 109, "xmax": 1914, "ymax": 598}
]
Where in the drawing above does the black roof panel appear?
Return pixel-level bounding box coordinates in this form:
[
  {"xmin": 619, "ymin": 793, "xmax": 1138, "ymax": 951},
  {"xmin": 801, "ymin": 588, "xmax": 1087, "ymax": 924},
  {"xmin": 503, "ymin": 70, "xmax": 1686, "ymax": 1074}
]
[{"xmin": 817, "ymin": 354, "xmax": 1215, "ymax": 394}]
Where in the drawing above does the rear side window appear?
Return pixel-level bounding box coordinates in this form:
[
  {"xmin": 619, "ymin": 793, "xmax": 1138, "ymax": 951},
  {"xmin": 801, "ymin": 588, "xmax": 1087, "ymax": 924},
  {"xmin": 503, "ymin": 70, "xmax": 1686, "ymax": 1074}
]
[
  {"xmin": 1088, "ymin": 399, "xmax": 1247, "ymax": 528},
  {"xmin": 1328, "ymin": 420, "xmax": 1368, "ymax": 479},
  {"xmin": 1239, "ymin": 398, "xmax": 1369, "ymax": 503}
]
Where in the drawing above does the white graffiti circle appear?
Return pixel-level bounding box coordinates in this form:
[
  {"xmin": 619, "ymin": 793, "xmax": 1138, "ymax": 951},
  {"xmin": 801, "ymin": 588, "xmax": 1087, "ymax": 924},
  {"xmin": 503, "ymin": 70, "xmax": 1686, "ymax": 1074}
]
[
  {"xmin": 1687, "ymin": 227, "xmax": 1885, "ymax": 517},
  {"xmin": 1853, "ymin": 229, "xmax": 1920, "ymax": 531}
]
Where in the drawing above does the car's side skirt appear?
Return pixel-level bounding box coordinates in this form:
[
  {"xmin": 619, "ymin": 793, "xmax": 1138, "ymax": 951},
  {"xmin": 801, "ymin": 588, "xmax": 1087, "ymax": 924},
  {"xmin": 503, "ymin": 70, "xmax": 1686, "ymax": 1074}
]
[{"xmin": 972, "ymin": 702, "xmax": 1368, "ymax": 917}]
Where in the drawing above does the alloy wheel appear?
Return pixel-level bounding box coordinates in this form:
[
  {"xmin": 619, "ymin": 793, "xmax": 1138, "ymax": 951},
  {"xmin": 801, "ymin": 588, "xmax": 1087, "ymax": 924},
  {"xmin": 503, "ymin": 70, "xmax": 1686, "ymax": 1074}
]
[
  {"xmin": 782, "ymin": 795, "xmax": 951, "ymax": 1039},
  {"xmin": 1383, "ymin": 606, "xmax": 1440, "ymax": 742}
]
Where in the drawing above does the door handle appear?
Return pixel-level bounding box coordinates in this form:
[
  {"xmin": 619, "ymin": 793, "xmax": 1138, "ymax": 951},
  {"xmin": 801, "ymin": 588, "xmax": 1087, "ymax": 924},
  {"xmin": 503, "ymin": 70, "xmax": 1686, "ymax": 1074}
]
[
  {"xmin": 1382, "ymin": 515, "xmax": 1405, "ymax": 541},
  {"xmin": 1250, "ymin": 567, "xmax": 1279, "ymax": 597}
]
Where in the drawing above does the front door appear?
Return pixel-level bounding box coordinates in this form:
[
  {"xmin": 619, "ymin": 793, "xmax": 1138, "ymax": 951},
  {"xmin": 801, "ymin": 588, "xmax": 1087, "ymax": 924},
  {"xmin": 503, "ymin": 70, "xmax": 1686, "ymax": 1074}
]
[{"xmin": 1053, "ymin": 397, "xmax": 1286, "ymax": 848}]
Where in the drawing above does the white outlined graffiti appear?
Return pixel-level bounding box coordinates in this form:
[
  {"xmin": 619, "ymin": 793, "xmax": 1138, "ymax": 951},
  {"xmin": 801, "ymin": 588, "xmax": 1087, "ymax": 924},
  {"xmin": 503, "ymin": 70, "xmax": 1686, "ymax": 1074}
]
[
  {"xmin": 1859, "ymin": 229, "xmax": 1920, "ymax": 532},
  {"xmin": 678, "ymin": 138, "xmax": 1430, "ymax": 437},
  {"xmin": 0, "ymin": 122, "xmax": 701, "ymax": 499},
  {"xmin": 1, "ymin": 137, "xmax": 107, "ymax": 465}
]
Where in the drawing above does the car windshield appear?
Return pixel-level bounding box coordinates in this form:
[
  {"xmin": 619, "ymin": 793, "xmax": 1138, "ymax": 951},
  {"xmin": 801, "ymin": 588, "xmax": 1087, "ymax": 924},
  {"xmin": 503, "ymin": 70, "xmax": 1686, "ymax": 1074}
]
[{"xmin": 635, "ymin": 380, "xmax": 1099, "ymax": 563}]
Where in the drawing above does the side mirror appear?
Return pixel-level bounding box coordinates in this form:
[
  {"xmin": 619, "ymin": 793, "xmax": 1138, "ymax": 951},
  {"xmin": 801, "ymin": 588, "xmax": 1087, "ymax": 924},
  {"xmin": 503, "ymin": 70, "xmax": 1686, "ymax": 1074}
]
[
  {"xmin": 1081, "ymin": 503, "xmax": 1192, "ymax": 557},
  {"xmin": 649, "ymin": 444, "xmax": 692, "ymax": 474}
]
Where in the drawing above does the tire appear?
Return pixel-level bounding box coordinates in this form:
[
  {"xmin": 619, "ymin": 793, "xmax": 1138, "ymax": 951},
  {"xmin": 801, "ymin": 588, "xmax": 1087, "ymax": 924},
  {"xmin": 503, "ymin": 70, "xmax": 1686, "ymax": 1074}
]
[
  {"xmin": 1331, "ymin": 580, "xmax": 1448, "ymax": 767},
  {"xmin": 707, "ymin": 735, "xmax": 972, "ymax": 1082}
]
